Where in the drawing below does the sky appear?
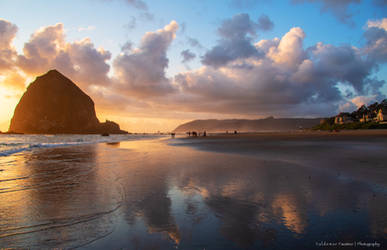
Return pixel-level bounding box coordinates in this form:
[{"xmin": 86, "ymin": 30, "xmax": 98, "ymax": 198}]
[{"xmin": 0, "ymin": 0, "xmax": 386, "ymax": 132}]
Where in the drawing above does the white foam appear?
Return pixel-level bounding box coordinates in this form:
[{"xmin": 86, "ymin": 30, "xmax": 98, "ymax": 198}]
[
  {"xmin": 0, "ymin": 147, "xmax": 29, "ymax": 157},
  {"xmin": 0, "ymin": 134, "xmax": 166, "ymax": 157}
]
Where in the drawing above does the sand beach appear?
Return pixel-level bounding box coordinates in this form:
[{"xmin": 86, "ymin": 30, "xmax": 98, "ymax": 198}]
[{"xmin": 0, "ymin": 132, "xmax": 386, "ymax": 249}]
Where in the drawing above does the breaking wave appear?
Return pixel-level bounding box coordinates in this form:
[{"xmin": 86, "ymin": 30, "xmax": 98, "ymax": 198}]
[{"xmin": 0, "ymin": 134, "xmax": 164, "ymax": 157}]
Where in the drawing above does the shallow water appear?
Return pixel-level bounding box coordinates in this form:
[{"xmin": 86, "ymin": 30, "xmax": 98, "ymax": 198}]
[
  {"xmin": 0, "ymin": 136, "xmax": 386, "ymax": 249},
  {"xmin": 0, "ymin": 134, "xmax": 163, "ymax": 156}
]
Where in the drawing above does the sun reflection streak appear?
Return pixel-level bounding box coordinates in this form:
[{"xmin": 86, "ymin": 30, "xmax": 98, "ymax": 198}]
[{"xmin": 272, "ymin": 194, "xmax": 307, "ymax": 234}]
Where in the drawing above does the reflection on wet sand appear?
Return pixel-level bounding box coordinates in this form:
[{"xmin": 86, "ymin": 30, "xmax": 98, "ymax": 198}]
[
  {"xmin": 272, "ymin": 194, "xmax": 306, "ymax": 234},
  {"xmin": 168, "ymin": 136, "xmax": 387, "ymax": 249},
  {"xmin": 1, "ymin": 137, "xmax": 387, "ymax": 249},
  {"xmin": 112, "ymin": 140, "xmax": 182, "ymax": 247},
  {"xmin": 0, "ymin": 145, "xmax": 120, "ymax": 249},
  {"xmin": 115, "ymin": 138, "xmax": 386, "ymax": 249}
]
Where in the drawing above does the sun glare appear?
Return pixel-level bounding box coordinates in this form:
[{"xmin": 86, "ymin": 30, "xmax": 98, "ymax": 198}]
[{"xmin": 0, "ymin": 87, "xmax": 20, "ymax": 132}]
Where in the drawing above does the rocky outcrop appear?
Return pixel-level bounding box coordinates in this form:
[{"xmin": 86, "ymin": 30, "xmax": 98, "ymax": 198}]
[{"xmin": 9, "ymin": 70, "xmax": 127, "ymax": 134}]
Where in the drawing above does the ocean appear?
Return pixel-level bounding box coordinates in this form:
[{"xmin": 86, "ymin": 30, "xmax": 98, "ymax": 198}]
[{"xmin": 0, "ymin": 134, "xmax": 163, "ymax": 157}]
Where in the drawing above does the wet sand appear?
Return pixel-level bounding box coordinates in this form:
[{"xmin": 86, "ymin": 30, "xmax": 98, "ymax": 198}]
[
  {"xmin": 187, "ymin": 129, "xmax": 387, "ymax": 139},
  {"xmin": 0, "ymin": 132, "xmax": 386, "ymax": 249},
  {"xmin": 172, "ymin": 130, "xmax": 387, "ymax": 186}
]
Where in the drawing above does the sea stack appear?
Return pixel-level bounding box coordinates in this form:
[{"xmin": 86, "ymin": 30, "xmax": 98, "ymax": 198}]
[{"xmin": 9, "ymin": 69, "xmax": 127, "ymax": 134}]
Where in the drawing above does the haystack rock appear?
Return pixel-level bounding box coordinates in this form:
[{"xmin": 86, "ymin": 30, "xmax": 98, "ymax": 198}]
[{"xmin": 9, "ymin": 69, "xmax": 127, "ymax": 134}]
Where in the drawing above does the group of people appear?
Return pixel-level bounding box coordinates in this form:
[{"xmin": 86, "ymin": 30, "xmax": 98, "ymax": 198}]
[
  {"xmin": 186, "ymin": 131, "xmax": 207, "ymax": 137},
  {"xmin": 178, "ymin": 130, "xmax": 238, "ymax": 138}
]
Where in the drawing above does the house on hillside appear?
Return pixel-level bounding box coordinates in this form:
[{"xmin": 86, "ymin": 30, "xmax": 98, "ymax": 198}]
[
  {"xmin": 359, "ymin": 112, "xmax": 377, "ymax": 123},
  {"xmin": 376, "ymin": 108, "xmax": 387, "ymax": 123},
  {"xmin": 359, "ymin": 114, "xmax": 368, "ymax": 123},
  {"xmin": 334, "ymin": 113, "xmax": 354, "ymax": 124}
]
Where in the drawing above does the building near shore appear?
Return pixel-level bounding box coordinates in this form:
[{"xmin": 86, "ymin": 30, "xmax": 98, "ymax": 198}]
[
  {"xmin": 334, "ymin": 113, "xmax": 354, "ymax": 124},
  {"xmin": 359, "ymin": 114, "xmax": 368, "ymax": 123},
  {"xmin": 360, "ymin": 112, "xmax": 377, "ymax": 123},
  {"xmin": 377, "ymin": 108, "xmax": 387, "ymax": 123}
]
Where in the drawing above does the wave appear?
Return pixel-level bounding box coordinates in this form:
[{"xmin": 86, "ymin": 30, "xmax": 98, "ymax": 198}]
[
  {"xmin": 0, "ymin": 142, "xmax": 90, "ymax": 157},
  {"xmin": 0, "ymin": 134, "xmax": 165, "ymax": 157},
  {"xmin": 0, "ymin": 147, "xmax": 29, "ymax": 157}
]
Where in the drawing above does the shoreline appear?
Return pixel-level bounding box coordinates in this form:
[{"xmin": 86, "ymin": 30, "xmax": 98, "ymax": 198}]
[
  {"xmin": 0, "ymin": 134, "xmax": 167, "ymax": 158},
  {"xmin": 177, "ymin": 129, "xmax": 387, "ymax": 140},
  {"xmin": 170, "ymin": 129, "xmax": 387, "ymax": 188}
]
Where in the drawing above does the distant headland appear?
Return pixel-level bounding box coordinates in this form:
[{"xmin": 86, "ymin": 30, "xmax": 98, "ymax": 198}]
[
  {"xmin": 173, "ymin": 117, "xmax": 322, "ymax": 133},
  {"xmin": 8, "ymin": 69, "xmax": 127, "ymax": 134}
]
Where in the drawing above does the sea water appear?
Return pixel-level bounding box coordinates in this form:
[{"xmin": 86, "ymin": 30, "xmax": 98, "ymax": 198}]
[{"xmin": 0, "ymin": 134, "xmax": 163, "ymax": 157}]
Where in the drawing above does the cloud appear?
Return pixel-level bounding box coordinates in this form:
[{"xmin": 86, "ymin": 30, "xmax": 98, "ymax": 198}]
[
  {"xmin": 257, "ymin": 14, "xmax": 274, "ymax": 31},
  {"xmin": 0, "ymin": 19, "xmax": 28, "ymax": 91},
  {"xmin": 0, "ymin": 18, "xmax": 18, "ymax": 71},
  {"xmin": 116, "ymin": 0, "xmax": 154, "ymax": 23},
  {"xmin": 121, "ymin": 41, "xmax": 133, "ymax": 52},
  {"xmin": 1, "ymin": 19, "xmax": 179, "ymax": 101},
  {"xmin": 229, "ymin": 0, "xmax": 270, "ymax": 9},
  {"xmin": 201, "ymin": 39, "xmax": 259, "ymax": 67},
  {"xmin": 351, "ymin": 95, "xmax": 377, "ymax": 108},
  {"xmin": 339, "ymin": 101, "xmax": 356, "ymax": 112},
  {"xmin": 0, "ymin": 19, "xmax": 18, "ymax": 49},
  {"xmin": 217, "ymin": 13, "xmax": 260, "ymax": 39},
  {"xmin": 181, "ymin": 49, "xmax": 196, "ymax": 63},
  {"xmin": 17, "ymin": 23, "xmax": 65, "ymax": 74},
  {"xmin": 1, "ymin": 17, "xmax": 385, "ymax": 123},
  {"xmin": 266, "ymin": 27, "xmax": 305, "ymax": 69},
  {"xmin": 139, "ymin": 11, "xmax": 154, "ymax": 21},
  {"xmin": 367, "ymin": 18, "xmax": 387, "ymax": 30},
  {"xmin": 202, "ymin": 13, "xmax": 272, "ymax": 67},
  {"xmin": 16, "ymin": 23, "xmax": 111, "ymax": 90},
  {"xmin": 292, "ymin": 0, "xmax": 361, "ymax": 24},
  {"xmin": 373, "ymin": 0, "xmax": 387, "ymax": 6},
  {"xmin": 113, "ymin": 21, "xmax": 178, "ymax": 97},
  {"xmin": 340, "ymin": 93, "xmax": 384, "ymax": 113},
  {"xmin": 124, "ymin": 17, "xmax": 137, "ymax": 30},
  {"xmin": 173, "ymin": 22, "xmax": 385, "ymax": 117},
  {"xmin": 125, "ymin": 0, "xmax": 148, "ymax": 10},
  {"xmin": 187, "ymin": 37, "xmax": 203, "ymax": 49},
  {"xmin": 308, "ymin": 42, "xmax": 376, "ymax": 94},
  {"xmin": 66, "ymin": 38, "xmax": 112, "ymax": 86},
  {"xmin": 364, "ymin": 18, "xmax": 387, "ymax": 63}
]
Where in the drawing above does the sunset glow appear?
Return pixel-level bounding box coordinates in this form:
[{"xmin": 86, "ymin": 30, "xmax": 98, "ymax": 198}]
[
  {"xmin": 1, "ymin": 2, "xmax": 387, "ymax": 249},
  {"xmin": 0, "ymin": 0, "xmax": 386, "ymax": 132}
]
